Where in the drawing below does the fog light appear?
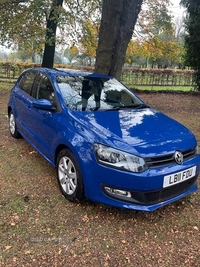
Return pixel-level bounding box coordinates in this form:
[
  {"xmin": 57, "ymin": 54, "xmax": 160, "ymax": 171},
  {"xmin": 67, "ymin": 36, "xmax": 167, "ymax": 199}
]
[{"xmin": 105, "ymin": 186, "xmax": 131, "ymax": 198}]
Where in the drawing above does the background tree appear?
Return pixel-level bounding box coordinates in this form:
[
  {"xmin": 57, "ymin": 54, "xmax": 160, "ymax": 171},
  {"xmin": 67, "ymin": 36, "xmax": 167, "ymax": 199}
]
[
  {"xmin": 138, "ymin": 0, "xmax": 172, "ymax": 37},
  {"xmin": 0, "ymin": 0, "xmax": 184, "ymax": 74},
  {"xmin": 174, "ymin": 16, "xmax": 185, "ymax": 40},
  {"xmin": 0, "ymin": 0, "xmax": 66, "ymax": 66},
  {"xmin": 0, "ymin": 50, "xmax": 8, "ymax": 61},
  {"xmin": 0, "ymin": 0, "xmax": 47, "ymax": 57},
  {"xmin": 134, "ymin": 0, "xmax": 179, "ymax": 68},
  {"xmin": 126, "ymin": 40, "xmax": 145, "ymax": 66},
  {"xmin": 0, "ymin": 0, "xmax": 100, "ymax": 66},
  {"xmin": 64, "ymin": 45, "xmax": 79, "ymax": 64},
  {"xmin": 80, "ymin": 20, "xmax": 99, "ymax": 65},
  {"xmin": 180, "ymin": 0, "xmax": 200, "ymax": 90}
]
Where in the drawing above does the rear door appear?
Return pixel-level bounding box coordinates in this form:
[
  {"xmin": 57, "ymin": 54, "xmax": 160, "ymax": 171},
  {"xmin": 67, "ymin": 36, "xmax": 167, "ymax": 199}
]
[{"xmin": 13, "ymin": 70, "xmax": 38, "ymax": 137}]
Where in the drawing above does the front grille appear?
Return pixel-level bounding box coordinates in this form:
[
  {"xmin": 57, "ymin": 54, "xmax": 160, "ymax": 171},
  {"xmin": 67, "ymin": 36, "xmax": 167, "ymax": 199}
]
[
  {"xmin": 144, "ymin": 175, "xmax": 198, "ymax": 204},
  {"xmin": 145, "ymin": 146, "xmax": 197, "ymax": 168}
]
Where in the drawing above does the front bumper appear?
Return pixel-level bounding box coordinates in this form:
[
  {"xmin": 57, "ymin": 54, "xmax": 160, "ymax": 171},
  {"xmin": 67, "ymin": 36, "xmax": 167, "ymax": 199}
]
[
  {"xmin": 83, "ymin": 155, "xmax": 200, "ymax": 211},
  {"xmin": 101, "ymin": 175, "xmax": 198, "ymax": 210}
]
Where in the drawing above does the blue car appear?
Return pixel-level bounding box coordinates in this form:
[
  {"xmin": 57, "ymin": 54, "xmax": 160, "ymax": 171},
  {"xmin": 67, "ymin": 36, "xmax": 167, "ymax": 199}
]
[{"xmin": 8, "ymin": 68, "xmax": 200, "ymax": 211}]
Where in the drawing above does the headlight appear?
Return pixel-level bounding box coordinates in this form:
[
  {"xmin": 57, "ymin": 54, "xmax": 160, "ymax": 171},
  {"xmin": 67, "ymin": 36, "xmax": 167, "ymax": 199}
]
[{"xmin": 94, "ymin": 143, "xmax": 148, "ymax": 173}]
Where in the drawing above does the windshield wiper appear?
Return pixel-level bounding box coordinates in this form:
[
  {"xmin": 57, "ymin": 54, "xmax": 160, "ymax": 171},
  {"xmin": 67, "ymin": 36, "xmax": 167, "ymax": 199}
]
[
  {"xmin": 133, "ymin": 104, "xmax": 149, "ymax": 109},
  {"xmin": 101, "ymin": 106, "xmax": 125, "ymax": 111},
  {"xmin": 104, "ymin": 104, "xmax": 149, "ymax": 111},
  {"xmin": 101, "ymin": 104, "xmax": 149, "ymax": 111}
]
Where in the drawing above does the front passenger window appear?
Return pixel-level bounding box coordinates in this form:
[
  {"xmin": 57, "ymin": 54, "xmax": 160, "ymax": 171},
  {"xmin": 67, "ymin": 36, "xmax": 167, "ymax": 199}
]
[{"xmin": 33, "ymin": 73, "xmax": 55, "ymax": 104}]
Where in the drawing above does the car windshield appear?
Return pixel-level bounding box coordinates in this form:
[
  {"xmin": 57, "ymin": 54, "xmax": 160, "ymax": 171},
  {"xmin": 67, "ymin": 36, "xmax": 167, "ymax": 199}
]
[{"xmin": 56, "ymin": 75, "xmax": 145, "ymax": 111}]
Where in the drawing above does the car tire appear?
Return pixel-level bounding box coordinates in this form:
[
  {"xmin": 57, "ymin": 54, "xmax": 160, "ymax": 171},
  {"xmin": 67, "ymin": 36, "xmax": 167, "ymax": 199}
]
[
  {"xmin": 56, "ymin": 148, "xmax": 85, "ymax": 202},
  {"xmin": 9, "ymin": 110, "xmax": 21, "ymax": 138}
]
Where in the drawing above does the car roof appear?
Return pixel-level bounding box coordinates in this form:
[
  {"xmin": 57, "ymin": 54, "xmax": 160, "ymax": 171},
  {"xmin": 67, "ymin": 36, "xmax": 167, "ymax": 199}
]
[{"xmin": 25, "ymin": 67, "xmax": 111, "ymax": 79}]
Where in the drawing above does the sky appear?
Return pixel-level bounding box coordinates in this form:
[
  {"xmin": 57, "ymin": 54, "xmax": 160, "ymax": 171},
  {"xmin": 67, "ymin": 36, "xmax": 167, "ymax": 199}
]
[{"xmin": 169, "ymin": 0, "xmax": 186, "ymax": 18}]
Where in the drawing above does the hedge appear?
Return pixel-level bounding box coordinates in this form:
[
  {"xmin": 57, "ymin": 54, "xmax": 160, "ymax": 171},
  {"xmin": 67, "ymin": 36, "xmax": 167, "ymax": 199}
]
[{"xmin": 0, "ymin": 62, "xmax": 195, "ymax": 87}]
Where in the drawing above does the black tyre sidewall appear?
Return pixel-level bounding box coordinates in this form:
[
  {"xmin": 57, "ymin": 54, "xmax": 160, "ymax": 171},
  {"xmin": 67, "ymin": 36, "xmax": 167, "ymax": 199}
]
[{"xmin": 56, "ymin": 148, "xmax": 85, "ymax": 202}]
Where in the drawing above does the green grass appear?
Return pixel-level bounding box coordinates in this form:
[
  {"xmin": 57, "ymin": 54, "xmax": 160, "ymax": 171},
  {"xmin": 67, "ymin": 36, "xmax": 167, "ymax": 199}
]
[
  {"xmin": 0, "ymin": 82, "xmax": 15, "ymax": 90},
  {"xmin": 125, "ymin": 84, "xmax": 194, "ymax": 92}
]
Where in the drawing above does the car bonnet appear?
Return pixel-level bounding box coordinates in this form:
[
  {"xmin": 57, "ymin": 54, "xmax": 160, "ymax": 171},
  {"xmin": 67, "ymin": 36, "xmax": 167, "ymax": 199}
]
[{"xmin": 72, "ymin": 108, "xmax": 197, "ymax": 157}]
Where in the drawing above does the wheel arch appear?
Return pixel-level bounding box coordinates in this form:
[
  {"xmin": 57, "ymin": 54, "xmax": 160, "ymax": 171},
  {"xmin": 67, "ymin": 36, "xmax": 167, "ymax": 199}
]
[
  {"xmin": 55, "ymin": 144, "xmax": 69, "ymax": 165},
  {"xmin": 8, "ymin": 106, "xmax": 12, "ymax": 116},
  {"xmin": 54, "ymin": 143, "xmax": 81, "ymax": 166},
  {"xmin": 54, "ymin": 142, "xmax": 87, "ymax": 182}
]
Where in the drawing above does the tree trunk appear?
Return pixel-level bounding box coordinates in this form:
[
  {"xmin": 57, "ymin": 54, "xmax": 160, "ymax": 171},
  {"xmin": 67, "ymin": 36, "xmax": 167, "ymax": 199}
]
[
  {"xmin": 95, "ymin": 0, "xmax": 143, "ymax": 79},
  {"xmin": 42, "ymin": 0, "xmax": 63, "ymax": 68},
  {"xmin": 32, "ymin": 53, "xmax": 36, "ymax": 63}
]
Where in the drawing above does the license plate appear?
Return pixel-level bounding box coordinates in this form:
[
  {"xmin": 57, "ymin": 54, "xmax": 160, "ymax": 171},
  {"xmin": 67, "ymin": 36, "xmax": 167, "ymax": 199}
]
[{"xmin": 163, "ymin": 166, "xmax": 196, "ymax": 188}]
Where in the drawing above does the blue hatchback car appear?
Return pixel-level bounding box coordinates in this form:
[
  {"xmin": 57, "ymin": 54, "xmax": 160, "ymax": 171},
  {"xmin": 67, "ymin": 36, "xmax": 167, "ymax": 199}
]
[{"xmin": 8, "ymin": 68, "xmax": 200, "ymax": 211}]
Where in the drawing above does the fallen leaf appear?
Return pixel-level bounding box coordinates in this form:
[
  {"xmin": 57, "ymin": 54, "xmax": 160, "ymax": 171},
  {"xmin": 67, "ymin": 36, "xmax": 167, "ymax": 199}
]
[{"xmin": 5, "ymin": 246, "xmax": 12, "ymax": 251}]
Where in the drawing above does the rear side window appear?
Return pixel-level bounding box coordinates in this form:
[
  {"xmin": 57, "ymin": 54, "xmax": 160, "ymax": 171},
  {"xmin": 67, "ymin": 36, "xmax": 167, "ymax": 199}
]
[{"xmin": 18, "ymin": 71, "xmax": 37, "ymax": 95}]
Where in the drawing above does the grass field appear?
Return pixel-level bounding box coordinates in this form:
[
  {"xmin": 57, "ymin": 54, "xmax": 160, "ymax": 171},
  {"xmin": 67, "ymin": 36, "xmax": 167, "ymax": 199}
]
[
  {"xmin": 0, "ymin": 82, "xmax": 14, "ymax": 90},
  {"xmin": 130, "ymin": 85, "xmax": 194, "ymax": 92}
]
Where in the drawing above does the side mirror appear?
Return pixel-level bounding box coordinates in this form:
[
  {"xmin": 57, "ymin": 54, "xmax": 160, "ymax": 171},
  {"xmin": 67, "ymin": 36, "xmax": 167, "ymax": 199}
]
[{"xmin": 32, "ymin": 99, "xmax": 56, "ymax": 111}]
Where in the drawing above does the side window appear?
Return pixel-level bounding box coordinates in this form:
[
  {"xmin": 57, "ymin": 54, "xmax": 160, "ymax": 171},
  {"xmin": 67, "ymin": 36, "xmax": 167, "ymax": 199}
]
[
  {"xmin": 18, "ymin": 71, "xmax": 36, "ymax": 95},
  {"xmin": 32, "ymin": 73, "xmax": 55, "ymax": 103}
]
